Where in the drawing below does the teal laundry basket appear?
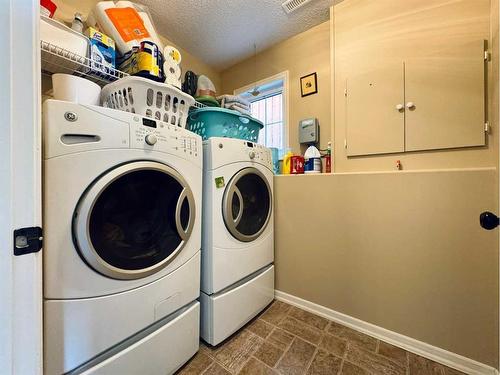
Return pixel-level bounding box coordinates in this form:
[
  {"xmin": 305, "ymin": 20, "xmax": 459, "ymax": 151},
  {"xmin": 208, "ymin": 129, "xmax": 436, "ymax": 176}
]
[{"xmin": 187, "ymin": 107, "xmax": 263, "ymax": 142}]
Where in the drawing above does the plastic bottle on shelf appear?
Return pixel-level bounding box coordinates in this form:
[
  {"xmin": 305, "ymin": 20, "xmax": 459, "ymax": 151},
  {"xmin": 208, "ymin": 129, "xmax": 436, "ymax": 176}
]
[
  {"xmin": 325, "ymin": 141, "xmax": 332, "ymax": 173},
  {"xmin": 282, "ymin": 150, "xmax": 293, "ymax": 175},
  {"xmin": 270, "ymin": 148, "xmax": 280, "ymax": 174},
  {"xmin": 71, "ymin": 12, "xmax": 84, "ymax": 33},
  {"xmin": 304, "ymin": 145, "xmax": 321, "ymax": 174}
]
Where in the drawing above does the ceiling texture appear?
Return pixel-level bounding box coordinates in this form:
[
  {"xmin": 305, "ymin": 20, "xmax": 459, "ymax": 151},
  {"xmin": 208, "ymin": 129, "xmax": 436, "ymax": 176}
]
[{"xmin": 139, "ymin": 0, "xmax": 336, "ymax": 71}]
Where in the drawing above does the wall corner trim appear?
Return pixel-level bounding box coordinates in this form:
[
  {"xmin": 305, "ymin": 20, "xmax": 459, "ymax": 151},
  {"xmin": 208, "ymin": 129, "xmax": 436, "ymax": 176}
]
[{"xmin": 275, "ymin": 290, "xmax": 498, "ymax": 375}]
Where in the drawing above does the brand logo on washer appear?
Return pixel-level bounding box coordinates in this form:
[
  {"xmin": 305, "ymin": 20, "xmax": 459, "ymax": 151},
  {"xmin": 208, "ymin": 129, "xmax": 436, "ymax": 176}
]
[{"xmin": 64, "ymin": 112, "xmax": 78, "ymax": 122}]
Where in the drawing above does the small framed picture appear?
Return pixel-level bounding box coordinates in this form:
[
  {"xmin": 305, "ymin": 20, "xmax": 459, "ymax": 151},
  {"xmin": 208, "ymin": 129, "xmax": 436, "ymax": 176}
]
[{"xmin": 300, "ymin": 72, "xmax": 318, "ymax": 97}]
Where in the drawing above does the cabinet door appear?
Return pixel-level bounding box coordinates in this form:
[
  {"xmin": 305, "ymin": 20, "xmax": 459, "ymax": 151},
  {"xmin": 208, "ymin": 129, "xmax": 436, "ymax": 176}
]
[
  {"xmin": 405, "ymin": 42, "xmax": 486, "ymax": 151},
  {"xmin": 346, "ymin": 64, "xmax": 405, "ymax": 156}
]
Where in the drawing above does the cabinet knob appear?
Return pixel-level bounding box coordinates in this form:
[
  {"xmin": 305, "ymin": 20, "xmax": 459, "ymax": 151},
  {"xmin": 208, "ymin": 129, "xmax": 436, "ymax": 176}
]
[
  {"xmin": 480, "ymin": 211, "xmax": 499, "ymax": 230},
  {"xmin": 395, "ymin": 104, "xmax": 404, "ymax": 111},
  {"xmin": 406, "ymin": 102, "xmax": 416, "ymax": 110}
]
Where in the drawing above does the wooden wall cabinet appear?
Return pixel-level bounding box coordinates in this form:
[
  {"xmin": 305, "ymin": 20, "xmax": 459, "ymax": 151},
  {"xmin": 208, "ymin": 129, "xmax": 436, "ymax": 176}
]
[
  {"xmin": 405, "ymin": 41, "xmax": 486, "ymax": 152},
  {"xmin": 346, "ymin": 64, "xmax": 405, "ymax": 156},
  {"xmin": 335, "ymin": 0, "xmax": 491, "ymax": 160},
  {"xmin": 346, "ymin": 42, "xmax": 486, "ymax": 157}
]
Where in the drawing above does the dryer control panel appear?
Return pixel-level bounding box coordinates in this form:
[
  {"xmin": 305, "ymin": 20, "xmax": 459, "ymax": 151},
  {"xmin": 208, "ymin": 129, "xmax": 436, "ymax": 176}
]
[
  {"xmin": 130, "ymin": 116, "xmax": 201, "ymax": 161},
  {"xmin": 243, "ymin": 141, "xmax": 273, "ymax": 166},
  {"xmin": 204, "ymin": 137, "xmax": 273, "ymax": 171}
]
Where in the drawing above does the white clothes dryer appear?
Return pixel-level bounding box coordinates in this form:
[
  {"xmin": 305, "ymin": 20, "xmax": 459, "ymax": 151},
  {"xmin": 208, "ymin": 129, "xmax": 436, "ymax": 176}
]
[
  {"xmin": 200, "ymin": 137, "xmax": 275, "ymax": 345},
  {"xmin": 42, "ymin": 100, "xmax": 202, "ymax": 374}
]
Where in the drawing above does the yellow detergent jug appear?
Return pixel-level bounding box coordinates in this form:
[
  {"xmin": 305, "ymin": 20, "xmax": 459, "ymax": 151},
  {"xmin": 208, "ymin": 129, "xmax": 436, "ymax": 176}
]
[{"xmin": 282, "ymin": 151, "xmax": 293, "ymax": 174}]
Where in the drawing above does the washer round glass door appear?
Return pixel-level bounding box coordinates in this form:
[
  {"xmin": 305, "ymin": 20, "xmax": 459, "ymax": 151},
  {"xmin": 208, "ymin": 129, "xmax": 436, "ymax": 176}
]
[
  {"xmin": 222, "ymin": 167, "xmax": 272, "ymax": 242},
  {"xmin": 73, "ymin": 161, "xmax": 195, "ymax": 280}
]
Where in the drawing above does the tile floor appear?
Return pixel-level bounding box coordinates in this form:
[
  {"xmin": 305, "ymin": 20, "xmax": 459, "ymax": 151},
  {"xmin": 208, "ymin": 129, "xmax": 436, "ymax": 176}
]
[{"xmin": 177, "ymin": 300, "xmax": 466, "ymax": 375}]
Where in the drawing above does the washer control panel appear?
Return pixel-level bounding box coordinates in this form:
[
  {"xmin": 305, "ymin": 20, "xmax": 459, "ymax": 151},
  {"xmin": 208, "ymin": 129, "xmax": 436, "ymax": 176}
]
[
  {"xmin": 130, "ymin": 116, "xmax": 201, "ymax": 161},
  {"xmin": 145, "ymin": 133, "xmax": 157, "ymax": 145}
]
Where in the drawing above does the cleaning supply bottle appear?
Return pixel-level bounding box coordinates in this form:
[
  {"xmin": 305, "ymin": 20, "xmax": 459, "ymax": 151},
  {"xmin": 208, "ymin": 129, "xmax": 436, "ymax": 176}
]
[
  {"xmin": 325, "ymin": 141, "xmax": 332, "ymax": 173},
  {"xmin": 282, "ymin": 150, "xmax": 293, "ymax": 174},
  {"xmin": 71, "ymin": 12, "xmax": 84, "ymax": 33},
  {"xmin": 304, "ymin": 145, "xmax": 321, "ymax": 174}
]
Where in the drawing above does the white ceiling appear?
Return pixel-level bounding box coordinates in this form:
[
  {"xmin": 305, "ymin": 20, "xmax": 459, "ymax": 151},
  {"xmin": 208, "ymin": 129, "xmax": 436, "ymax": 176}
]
[{"xmin": 139, "ymin": 0, "xmax": 336, "ymax": 71}]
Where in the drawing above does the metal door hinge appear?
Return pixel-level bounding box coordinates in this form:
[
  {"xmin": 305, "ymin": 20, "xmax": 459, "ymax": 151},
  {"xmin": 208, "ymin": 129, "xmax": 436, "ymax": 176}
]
[
  {"xmin": 485, "ymin": 122, "xmax": 490, "ymax": 133},
  {"xmin": 13, "ymin": 227, "xmax": 42, "ymax": 256},
  {"xmin": 344, "ymin": 139, "xmax": 347, "ymax": 149},
  {"xmin": 344, "ymin": 88, "xmax": 347, "ymax": 97},
  {"xmin": 484, "ymin": 50, "xmax": 491, "ymax": 61}
]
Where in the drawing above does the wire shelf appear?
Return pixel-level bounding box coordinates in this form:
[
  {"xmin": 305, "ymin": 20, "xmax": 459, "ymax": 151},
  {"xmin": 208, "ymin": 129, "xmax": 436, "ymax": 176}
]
[
  {"xmin": 41, "ymin": 40, "xmax": 205, "ymax": 113},
  {"xmin": 41, "ymin": 40, "xmax": 128, "ymax": 86},
  {"xmin": 192, "ymin": 101, "xmax": 207, "ymax": 109}
]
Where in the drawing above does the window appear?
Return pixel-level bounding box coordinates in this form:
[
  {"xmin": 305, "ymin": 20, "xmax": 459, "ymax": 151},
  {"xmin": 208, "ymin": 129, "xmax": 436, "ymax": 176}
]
[
  {"xmin": 250, "ymin": 93, "xmax": 284, "ymax": 152},
  {"xmin": 236, "ymin": 73, "xmax": 288, "ymax": 156}
]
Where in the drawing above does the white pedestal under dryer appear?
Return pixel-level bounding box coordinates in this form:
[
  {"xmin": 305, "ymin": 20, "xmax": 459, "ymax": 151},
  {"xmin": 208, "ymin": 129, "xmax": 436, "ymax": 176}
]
[
  {"xmin": 200, "ymin": 137, "xmax": 275, "ymax": 346},
  {"xmin": 42, "ymin": 100, "xmax": 202, "ymax": 374}
]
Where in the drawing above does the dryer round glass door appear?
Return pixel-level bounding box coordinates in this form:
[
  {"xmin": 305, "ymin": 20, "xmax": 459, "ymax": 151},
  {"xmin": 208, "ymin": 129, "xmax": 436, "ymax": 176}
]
[
  {"xmin": 73, "ymin": 161, "xmax": 195, "ymax": 280},
  {"xmin": 222, "ymin": 167, "xmax": 272, "ymax": 242}
]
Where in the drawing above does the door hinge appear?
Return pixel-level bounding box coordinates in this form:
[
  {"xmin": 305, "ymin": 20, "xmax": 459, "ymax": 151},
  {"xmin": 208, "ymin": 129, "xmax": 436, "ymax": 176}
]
[
  {"xmin": 344, "ymin": 139, "xmax": 347, "ymax": 149},
  {"xmin": 485, "ymin": 122, "xmax": 490, "ymax": 133},
  {"xmin": 344, "ymin": 88, "xmax": 348, "ymax": 97},
  {"xmin": 13, "ymin": 227, "xmax": 42, "ymax": 256},
  {"xmin": 484, "ymin": 50, "xmax": 491, "ymax": 61}
]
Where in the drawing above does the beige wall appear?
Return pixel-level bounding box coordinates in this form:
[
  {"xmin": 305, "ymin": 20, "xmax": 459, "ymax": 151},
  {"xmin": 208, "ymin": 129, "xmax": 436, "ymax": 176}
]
[
  {"xmin": 51, "ymin": 0, "xmax": 221, "ymax": 89},
  {"xmin": 333, "ymin": 0, "xmax": 499, "ymax": 173},
  {"xmin": 221, "ymin": 22, "xmax": 331, "ymax": 154},
  {"xmin": 158, "ymin": 36, "xmax": 221, "ymax": 91},
  {"xmin": 274, "ymin": 169, "xmax": 499, "ymax": 367}
]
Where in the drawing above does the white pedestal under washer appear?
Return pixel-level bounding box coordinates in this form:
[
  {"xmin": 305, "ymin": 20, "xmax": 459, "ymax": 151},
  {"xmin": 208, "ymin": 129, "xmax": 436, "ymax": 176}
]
[
  {"xmin": 200, "ymin": 137, "xmax": 275, "ymax": 346},
  {"xmin": 42, "ymin": 100, "xmax": 202, "ymax": 374}
]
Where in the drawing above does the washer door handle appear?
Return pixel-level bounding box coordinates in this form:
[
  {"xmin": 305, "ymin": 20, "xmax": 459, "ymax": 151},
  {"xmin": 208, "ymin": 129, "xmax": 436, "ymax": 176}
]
[
  {"xmin": 175, "ymin": 188, "xmax": 191, "ymax": 241},
  {"xmin": 232, "ymin": 187, "xmax": 244, "ymax": 227}
]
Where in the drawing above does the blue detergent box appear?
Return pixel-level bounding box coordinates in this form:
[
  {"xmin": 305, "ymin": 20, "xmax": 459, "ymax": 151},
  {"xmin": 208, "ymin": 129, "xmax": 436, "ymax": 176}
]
[{"xmin": 86, "ymin": 27, "xmax": 116, "ymax": 77}]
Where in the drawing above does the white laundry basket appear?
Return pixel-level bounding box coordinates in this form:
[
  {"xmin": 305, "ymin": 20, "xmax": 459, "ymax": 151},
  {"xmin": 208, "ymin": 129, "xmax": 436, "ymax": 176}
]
[{"xmin": 101, "ymin": 76, "xmax": 195, "ymax": 127}]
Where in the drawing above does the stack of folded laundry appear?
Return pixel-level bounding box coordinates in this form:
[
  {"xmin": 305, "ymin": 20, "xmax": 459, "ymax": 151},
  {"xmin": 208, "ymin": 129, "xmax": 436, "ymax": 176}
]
[{"xmin": 217, "ymin": 95, "xmax": 252, "ymax": 116}]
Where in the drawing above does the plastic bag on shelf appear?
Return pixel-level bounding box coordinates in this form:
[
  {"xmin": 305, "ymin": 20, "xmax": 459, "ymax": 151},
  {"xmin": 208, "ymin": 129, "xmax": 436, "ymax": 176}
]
[{"xmin": 92, "ymin": 1, "xmax": 164, "ymax": 55}]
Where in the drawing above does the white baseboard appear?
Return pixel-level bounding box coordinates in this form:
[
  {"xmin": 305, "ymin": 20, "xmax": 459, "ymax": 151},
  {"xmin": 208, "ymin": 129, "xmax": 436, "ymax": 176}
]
[{"xmin": 275, "ymin": 290, "xmax": 498, "ymax": 375}]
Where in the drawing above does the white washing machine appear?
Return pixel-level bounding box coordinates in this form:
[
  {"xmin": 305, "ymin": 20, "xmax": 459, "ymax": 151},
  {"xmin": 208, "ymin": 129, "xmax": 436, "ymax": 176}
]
[
  {"xmin": 43, "ymin": 100, "xmax": 202, "ymax": 374},
  {"xmin": 200, "ymin": 137, "xmax": 275, "ymax": 345}
]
